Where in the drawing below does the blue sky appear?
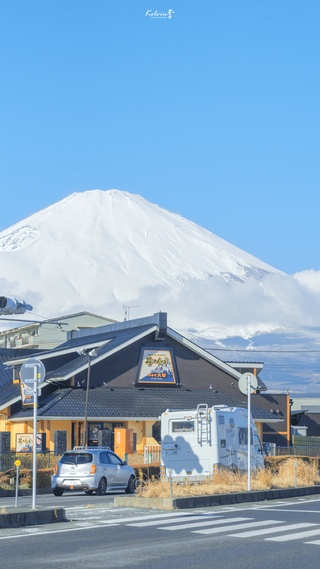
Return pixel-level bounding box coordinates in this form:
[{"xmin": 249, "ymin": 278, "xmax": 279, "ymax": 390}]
[{"xmin": 1, "ymin": 0, "xmax": 319, "ymax": 275}]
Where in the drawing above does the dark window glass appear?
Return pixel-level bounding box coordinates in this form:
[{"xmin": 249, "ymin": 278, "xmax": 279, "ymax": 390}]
[
  {"xmin": 107, "ymin": 452, "xmax": 123, "ymax": 465},
  {"xmin": 172, "ymin": 421, "xmax": 195, "ymax": 433},
  {"xmin": 99, "ymin": 452, "xmax": 110, "ymax": 464},
  {"xmin": 60, "ymin": 453, "xmax": 92, "ymax": 465}
]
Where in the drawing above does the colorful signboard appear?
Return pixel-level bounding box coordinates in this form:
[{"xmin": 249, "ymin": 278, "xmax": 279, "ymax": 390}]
[
  {"xmin": 137, "ymin": 348, "xmax": 178, "ymax": 384},
  {"xmin": 16, "ymin": 433, "xmax": 46, "ymax": 453}
]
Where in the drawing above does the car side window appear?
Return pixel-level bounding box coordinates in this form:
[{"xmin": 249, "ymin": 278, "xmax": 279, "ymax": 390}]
[
  {"xmin": 107, "ymin": 452, "xmax": 122, "ymax": 466},
  {"xmin": 99, "ymin": 452, "xmax": 110, "ymax": 464}
]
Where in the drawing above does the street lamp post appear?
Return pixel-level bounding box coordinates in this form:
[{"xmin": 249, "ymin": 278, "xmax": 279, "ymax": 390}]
[{"xmin": 77, "ymin": 348, "xmax": 97, "ymax": 448}]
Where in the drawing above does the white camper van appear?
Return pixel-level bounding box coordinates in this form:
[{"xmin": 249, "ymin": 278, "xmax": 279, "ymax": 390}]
[{"xmin": 161, "ymin": 404, "xmax": 264, "ymax": 481}]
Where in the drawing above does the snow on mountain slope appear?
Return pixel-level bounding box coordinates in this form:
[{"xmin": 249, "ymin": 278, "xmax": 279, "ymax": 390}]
[{"xmin": 0, "ymin": 189, "xmax": 279, "ymax": 318}]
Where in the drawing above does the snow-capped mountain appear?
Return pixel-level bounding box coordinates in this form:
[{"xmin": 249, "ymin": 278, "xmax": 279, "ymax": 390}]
[
  {"xmin": 1, "ymin": 189, "xmax": 320, "ymax": 393},
  {"xmin": 0, "ymin": 189, "xmax": 279, "ymax": 323}
]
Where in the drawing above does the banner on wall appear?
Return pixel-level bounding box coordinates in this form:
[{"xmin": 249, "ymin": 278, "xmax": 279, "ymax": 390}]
[{"xmin": 16, "ymin": 433, "xmax": 46, "ymax": 452}]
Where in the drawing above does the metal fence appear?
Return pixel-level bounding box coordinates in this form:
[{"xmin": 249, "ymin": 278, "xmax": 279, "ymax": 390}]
[
  {"xmin": 0, "ymin": 452, "xmax": 59, "ymax": 472},
  {"xmin": 275, "ymin": 446, "xmax": 320, "ymax": 458},
  {"xmin": 144, "ymin": 445, "xmax": 161, "ymax": 464}
]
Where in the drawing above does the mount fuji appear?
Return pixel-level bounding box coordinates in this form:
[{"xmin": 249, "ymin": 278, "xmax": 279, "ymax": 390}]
[{"xmin": 1, "ymin": 189, "xmax": 320, "ymax": 394}]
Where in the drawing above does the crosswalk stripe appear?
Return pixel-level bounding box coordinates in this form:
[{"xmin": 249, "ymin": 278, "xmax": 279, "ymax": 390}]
[
  {"xmin": 229, "ymin": 522, "xmax": 317, "ymax": 538},
  {"xmin": 84, "ymin": 511, "xmax": 192, "ymax": 525},
  {"xmin": 160, "ymin": 517, "xmax": 253, "ymax": 531},
  {"xmin": 265, "ymin": 527, "xmax": 320, "ymax": 542},
  {"xmin": 192, "ymin": 520, "xmax": 282, "ymax": 535},
  {"xmin": 127, "ymin": 514, "xmax": 224, "ymax": 527}
]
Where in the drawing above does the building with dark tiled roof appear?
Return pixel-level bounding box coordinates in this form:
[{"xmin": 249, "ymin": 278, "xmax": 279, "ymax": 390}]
[{"xmin": 0, "ymin": 312, "xmax": 289, "ymax": 455}]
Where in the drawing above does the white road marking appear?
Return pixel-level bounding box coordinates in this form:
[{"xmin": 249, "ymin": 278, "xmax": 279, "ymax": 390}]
[
  {"xmin": 193, "ymin": 520, "xmax": 282, "ymax": 535},
  {"xmin": 230, "ymin": 522, "xmax": 317, "ymax": 538},
  {"xmin": 160, "ymin": 517, "xmax": 253, "ymax": 531},
  {"xmin": 252, "ymin": 509, "xmax": 320, "ymax": 514},
  {"xmin": 265, "ymin": 527, "xmax": 320, "ymax": 541},
  {"xmin": 127, "ymin": 514, "xmax": 222, "ymax": 527},
  {"xmin": 83, "ymin": 511, "xmax": 194, "ymax": 524}
]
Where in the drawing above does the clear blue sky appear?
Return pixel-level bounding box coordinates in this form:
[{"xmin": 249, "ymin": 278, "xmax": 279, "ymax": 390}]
[{"xmin": 1, "ymin": 0, "xmax": 319, "ymax": 274}]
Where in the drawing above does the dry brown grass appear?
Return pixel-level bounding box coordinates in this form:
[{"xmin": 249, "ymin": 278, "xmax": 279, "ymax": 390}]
[
  {"xmin": 136, "ymin": 458, "xmax": 320, "ymax": 498},
  {"xmin": 126, "ymin": 453, "xmax": 146, "ymax": 468}
]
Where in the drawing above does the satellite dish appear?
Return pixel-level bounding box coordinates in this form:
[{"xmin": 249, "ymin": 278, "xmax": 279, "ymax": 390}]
[{"xmin": 238, "ymin": 372, "xmax": 258, "ymax": 395}]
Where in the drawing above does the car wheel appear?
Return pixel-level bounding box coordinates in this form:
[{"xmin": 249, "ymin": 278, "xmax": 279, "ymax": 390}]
[
  {"xmin": 96, "ymin": 477, "xmax": 107, "ymax": 495},
  {"xmin": 53, "ymin": 487, "xmax": 64, "ymax": 496},
  {"xmin": 125, "ymin": 475, "xmax": 136, "ymax": 494}
]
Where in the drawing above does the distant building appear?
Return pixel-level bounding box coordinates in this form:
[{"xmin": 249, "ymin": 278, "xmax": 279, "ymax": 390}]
[
  {"xmin": 291, "ymin": 396, "xmax": 320, "ymax": 437},
  {"xmin": 0, "ymin": 312, "xmax": 117, "ymax": 350}
]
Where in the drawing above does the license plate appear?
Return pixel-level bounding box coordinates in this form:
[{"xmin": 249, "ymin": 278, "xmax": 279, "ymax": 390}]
[{"xmin": 64, "ymin": 479, "xmax": 80, "ymax": 486}]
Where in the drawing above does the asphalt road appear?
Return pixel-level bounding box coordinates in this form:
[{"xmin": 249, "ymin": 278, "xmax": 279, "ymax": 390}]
[{"xmin": 1, "ymin": 494, "xmax": 320, "ymax": 568}]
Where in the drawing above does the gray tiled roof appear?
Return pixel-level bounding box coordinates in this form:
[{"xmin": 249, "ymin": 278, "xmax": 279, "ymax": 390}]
[
  {"xmin": 10, "ymin": 386, "xmax": 278, "ymax": 422},
  {"xmin": 0, "ymin": 348, "xmax": 35, "ymax": 387},
  {"xmin": 45, "ymin": 325, "xmax": 155, "ymax": 380},
  {"xmin": 0, "ymin": 382, "xmax": 20, "ymax": 408},
  {"xmin": 55, "ymin": 324, "xmax": 154, "ymax": 352}
]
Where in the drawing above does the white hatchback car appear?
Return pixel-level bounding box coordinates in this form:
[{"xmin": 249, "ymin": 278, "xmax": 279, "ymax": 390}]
[{"xmin": 51, "ymin": 447, "xmax": 136, "ymax": 496}]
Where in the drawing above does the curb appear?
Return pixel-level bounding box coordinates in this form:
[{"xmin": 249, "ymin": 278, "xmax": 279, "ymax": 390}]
[
  {"xmin": 0, "ymin": 507, "xmax": 67, "ymax": 528},
  {"xmin": 114, "ymin": 485, "xmax": 320, "ymax": 510}
]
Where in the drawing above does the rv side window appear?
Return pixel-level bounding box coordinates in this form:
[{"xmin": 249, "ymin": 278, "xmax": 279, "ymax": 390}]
[
  {"xmin": 254, "ymin": 433, "xmax": 262, "ymax": 452},
  {"xmin": 218, "ymin": 415, "xmax": 225, "ymax": 425},
  {"xmin": 171, "ymin": 421, "xmax": 195, "ymax": 433},
  {"xmin": 239, "ymin": 428, "xmax": 253, "ymax": 445},
  {"xmin": 229, "ymin": 419, "xmax": 234, "ymax": 428},
  {"xmin": 239, "ymin": 427, "xmax": 247, "ymax": 445}
]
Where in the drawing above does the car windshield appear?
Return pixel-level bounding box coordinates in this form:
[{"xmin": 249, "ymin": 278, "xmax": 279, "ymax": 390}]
[{"xmin": 60, "ymin": 453, "xmax": 93, "ymax": 465}]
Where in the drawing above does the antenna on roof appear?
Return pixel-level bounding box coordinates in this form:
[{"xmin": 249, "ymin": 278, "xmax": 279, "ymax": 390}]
[{"xmin": 123, "ymin": 305, "xmax": 140, "ymax": 321}]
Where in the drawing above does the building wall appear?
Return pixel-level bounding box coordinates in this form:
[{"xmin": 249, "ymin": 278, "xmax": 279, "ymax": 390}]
[
  {"xmin": 258, "ymin": 393, "xmax": 290, "ymax": 447},
  {"xmin": 89, "ymin": 333, "xmax": 239, "ymax": 390}
]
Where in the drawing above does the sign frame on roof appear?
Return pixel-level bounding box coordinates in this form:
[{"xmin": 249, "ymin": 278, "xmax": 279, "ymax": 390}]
[{"xmin": 136, "ymin": 347, "xmax": 179, "ymax": 385}]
